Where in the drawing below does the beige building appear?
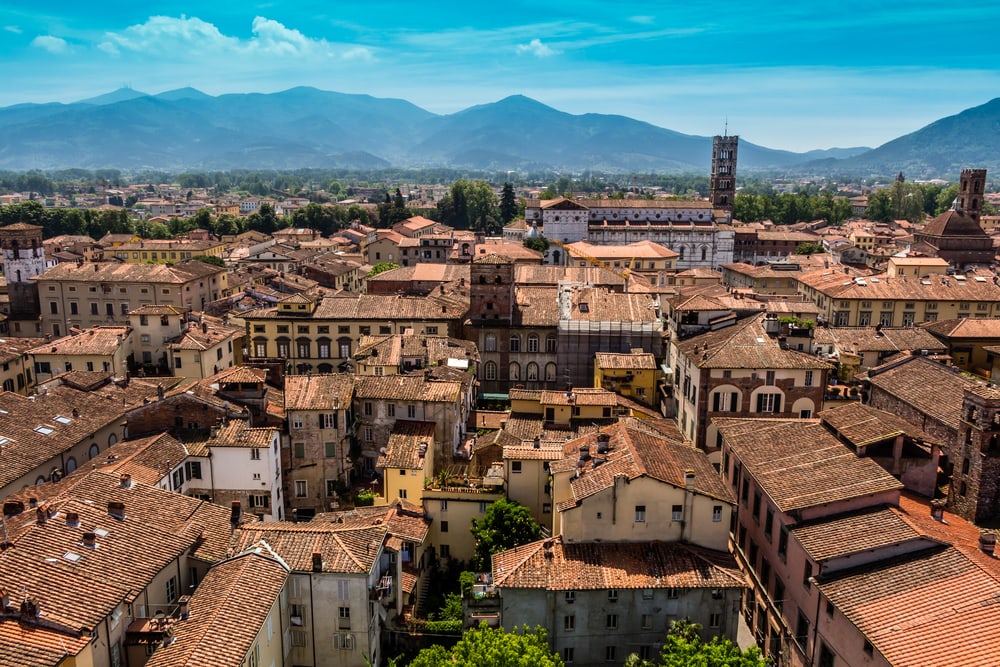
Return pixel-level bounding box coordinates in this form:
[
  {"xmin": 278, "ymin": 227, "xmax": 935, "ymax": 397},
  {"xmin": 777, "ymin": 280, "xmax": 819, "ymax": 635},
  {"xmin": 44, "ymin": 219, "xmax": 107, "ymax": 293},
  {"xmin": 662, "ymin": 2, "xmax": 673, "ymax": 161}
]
[
  {"xmin": 168, "ymin": 318, "xmax": 244, "ymax": 379},
  {"xmin": 0, "ymin": 373, "xmax": 166, "ymax": 500},
  {"xmin": 0, "ymin": 336, "xmax": 40, "ymax": 394},
  {"xmin": 144, "ymin": 542, "xmax": 289, "ymax": 667},
  {"xmin": 243, "ymin": 292, "xmax": 467, "ymax": 374},
  {"xmin": 594, "ymin": 348, "xmax": 662, "ymax": 406},
  {"xmin": 0, "ymin": 469, "xmax": 235, "ymax": 667},
  {"xmin": 796, "ymin": 263, "xmax": 1000, "ymax": 327},
  {"xmin": 284, "ymin": 373, "xmax": 356, "ymax": 516},
  {"xmin": 377, "ymin": 419, "xmax": 435, "ymax": 505},
  {"xmin": 29, "ymin": 326, "xmax": 133, "ymax": 381},
  {"xmin": 36, "ymin": 260, "xmax": 227, "ymax": 338}
]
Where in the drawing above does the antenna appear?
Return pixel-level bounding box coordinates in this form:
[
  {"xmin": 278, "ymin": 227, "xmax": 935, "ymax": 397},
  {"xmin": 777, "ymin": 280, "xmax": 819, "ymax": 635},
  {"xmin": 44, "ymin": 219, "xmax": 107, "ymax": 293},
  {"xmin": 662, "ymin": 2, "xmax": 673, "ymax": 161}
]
[{"xmin": 723, "ymin": 118, "xmax": 728, "ymax": 137}]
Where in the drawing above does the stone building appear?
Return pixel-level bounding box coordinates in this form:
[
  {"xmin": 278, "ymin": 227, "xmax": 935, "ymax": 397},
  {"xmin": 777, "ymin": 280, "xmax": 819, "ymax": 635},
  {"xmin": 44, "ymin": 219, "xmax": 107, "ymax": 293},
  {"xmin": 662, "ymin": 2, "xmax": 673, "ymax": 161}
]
[{"xmin": 0, "ymin": 222, "xmax": 45, "ymax": 334}]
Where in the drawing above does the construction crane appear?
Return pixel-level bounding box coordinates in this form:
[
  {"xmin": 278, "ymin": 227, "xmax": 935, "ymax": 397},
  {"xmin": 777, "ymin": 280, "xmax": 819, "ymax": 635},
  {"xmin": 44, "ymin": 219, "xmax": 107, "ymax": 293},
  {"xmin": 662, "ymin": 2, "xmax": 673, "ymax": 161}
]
[{"xmin": 549, "ymin": 239, "xmax": 635, "ymax": 289}]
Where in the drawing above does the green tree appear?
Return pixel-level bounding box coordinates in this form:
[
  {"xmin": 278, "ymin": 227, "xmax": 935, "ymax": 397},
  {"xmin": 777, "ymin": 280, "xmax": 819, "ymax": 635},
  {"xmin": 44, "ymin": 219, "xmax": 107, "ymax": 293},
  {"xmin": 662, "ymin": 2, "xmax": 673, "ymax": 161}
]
[
  {"xmin": 524, "ymin": 237, "xmax": 549, "ymax": 253},
  {"xmin": 409, "ymin": 624, "xmax": 563, "ymax": 667},
  {"xmin": 470, "ymin": 499, "xmax": 541, "ymax": 571},
  {"xmin": 192, "ymin": 255, "xmax": 226, "ymax": 267},
  {"xmin": 367, "ymin": 262, "xmax": 399, "ymax": 278},
  {"xmin": 500, "ymin": 182, "xmax": 518, "ymax": 224},
  {"xmin": 795, "ymin": 242, "xmax": 827, "ymax": 255},
  {"xmin": 935, "ymin": 184, "xmax": 959, "ymax": 215},
  {"xmin": 866, "ymin": 190, "xmax": 893, "ymax": 223},
  {"xmin": 628, "ymin": 619, "xmax": 767, "ymax": 667}
]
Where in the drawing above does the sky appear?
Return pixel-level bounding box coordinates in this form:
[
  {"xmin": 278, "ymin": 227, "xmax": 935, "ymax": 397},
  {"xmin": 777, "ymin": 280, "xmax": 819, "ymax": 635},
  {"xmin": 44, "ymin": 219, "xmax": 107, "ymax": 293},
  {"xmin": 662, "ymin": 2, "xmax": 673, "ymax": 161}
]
[{"xmin": 2, "ymin": 1, "xmax": 999, "ymax": 153}]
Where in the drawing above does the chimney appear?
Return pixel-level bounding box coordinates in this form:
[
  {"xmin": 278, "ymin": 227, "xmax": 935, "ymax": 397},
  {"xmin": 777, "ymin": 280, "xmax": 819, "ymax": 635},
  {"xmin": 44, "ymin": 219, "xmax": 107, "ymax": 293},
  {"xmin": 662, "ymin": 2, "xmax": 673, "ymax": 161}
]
[
  {"xmin": 82, "ymin": 532, "xmax": 97, "ymax": 549},
  {"xmin": 596, "ymin": 432, "xmax": 611, "ymax": 454},
  {"xmin": 65, "ymin": 511, "xmax": 80, "ymax": 527},
  {"xmin": 979, "ymin": 532, "xmax": 996, "ymax": 556},
  {"xmin": 177, "ymin": 595, "xmax": 191, "ymax": 620},
  {"xmin": 230, "ymin": 500, "xmax": 241, "ymax": 528},
  {"xmin": 28, "ymin": 497, "xmax": 38, "ymax": 509},
  {"xmin": 72, "ymin": 407, "xmax": 80, "ymax": 418},
  {"xmin": 418, "ymin": 442, "xmax": 428, "ymax": 458},
  {"xmin": 0, "ymin": 588, "xmax": 9, "ymax": 611},
  {"xmin": 533, "ymin": 436, "xmax": 541, "ymax": 449},
  {"xmin": 312, "ymin": 552, "xmax": 323, "ymax": 572},
  {"xmin": 36, "ymin": 506, "xmax": 47, "ymax": 525},
  {"xmin": 108, "ymin": 501, "xmax": 126, "ymax": 520},
  {"xmin": 930, "ymin": 499, "xmax": 946, "ymax": 522},
  {"xmin": 684, "ymin": 469, "xmax": 696, "ymax": 489},
  {"xmin": 578, "ymin": 444, "xmax": 591, "ymax": 461},
  {"xmin": 119, "ymin": 473, "xmax": 132, "ymax": 489},
  {"xmin": 201, "ymin": 322, "xmax": 208, "ymax": 334}
]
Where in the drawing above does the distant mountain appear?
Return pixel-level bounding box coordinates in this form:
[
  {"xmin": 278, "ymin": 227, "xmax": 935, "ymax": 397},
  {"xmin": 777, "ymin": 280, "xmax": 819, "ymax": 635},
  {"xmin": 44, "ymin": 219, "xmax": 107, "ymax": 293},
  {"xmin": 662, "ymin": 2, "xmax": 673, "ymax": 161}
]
[
  {"xmin": 0, "ymin": 87, "xmax": 991, "ymax": 176},
  {"xmin": 77, "ymin": 87, "xmax": 150, "ymax": 105},
  {"xmin": 813, "ymin": 98, "xmax": 1000, "ymax": 178}
]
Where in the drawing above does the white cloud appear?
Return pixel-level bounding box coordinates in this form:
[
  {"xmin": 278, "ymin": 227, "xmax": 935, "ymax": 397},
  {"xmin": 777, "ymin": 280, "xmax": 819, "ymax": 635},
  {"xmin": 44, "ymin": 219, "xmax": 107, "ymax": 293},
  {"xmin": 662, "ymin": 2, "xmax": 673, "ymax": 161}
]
[
  {"xmin": 5, "ymin": 25, "xmax": 22, "ymax": 34},
  {"xmin": 31, "ymin": 35, "xmax": 69, "ymax": 54},
  {"xmin": 629, "ymin": 15, "xmax": 656, "ymax": 25},
  {"xmin": 97, "ymin": 15, "xmax": 367, "ymax": 60},
  {"xmin": 516, "ymin": 38, "xmax": 558, "ymax": 57}
]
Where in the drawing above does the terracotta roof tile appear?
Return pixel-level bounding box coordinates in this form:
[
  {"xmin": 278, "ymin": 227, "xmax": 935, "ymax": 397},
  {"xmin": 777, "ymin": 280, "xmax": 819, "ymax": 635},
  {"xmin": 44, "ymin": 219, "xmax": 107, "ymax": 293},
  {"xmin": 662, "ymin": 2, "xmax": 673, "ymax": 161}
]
[
  {"xmin": 716, "ymin": 418, "xmax": 903, "ymax": 513},
  {"xmin": 283, "ymin": 374, "xmax": 354, "ymax": 411},
  {"xmin": 676, "ymin": 315, "xmax": 832, "ymax": 370},
  {"xmin": 377, "ymin": 420, "xmax": 436, "ymax": 470},
  {"xmin": 493, "ymin": 537, "xmax": 744, "ymax": 591},
  {"xmin": 791, "ymin": 505, "xmax": 924, "ymax": 562},
  {"xmin": 819, "ymin": 401, "xmax": 941, "ymax": 448},
  {"xmin": 354, "ymin": 375, "xmax": 462, "ymax": 403},
  {"xmin": 232, "ymin": 522, "xmax": 385, "ymax": 574},
  {"xmin": 866, "ymin": 356, "xmax": 978, "ymax": 430}
]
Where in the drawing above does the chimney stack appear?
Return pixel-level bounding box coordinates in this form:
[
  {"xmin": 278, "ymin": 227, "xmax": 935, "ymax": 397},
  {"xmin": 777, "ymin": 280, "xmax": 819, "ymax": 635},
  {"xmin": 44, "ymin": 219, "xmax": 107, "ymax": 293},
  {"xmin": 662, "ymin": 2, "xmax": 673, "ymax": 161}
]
[
  {"xmin": 119, "ymin": 473, "xmax": 132, "ymax": 489},
  {"xmin": 930, "ymin": 499, "xmax": 946, "ymax": 522},
  {"xmin": 230, "ymin": 500, "xmax": 241, "ymax": 528},
  {"xmin": 312, "ymin": 552, "xmax": 323, "ymax": 572},
  {"xmin": 684, "ymin": 469, "xmax": 696, "ymax": 489},
  {"xmin": 108, "ymin": 501, "xmax": 126, "ymax": 520},
  {"xmin": 82, "ymin": 532, "xmax": 97, "ymax": 548},
  {"xmin": 35, "ymin": 505, "xmax": 47, "ymax": 525},
  {"xmin": 177, "ymin": 595, "xmax": 191, "ymax": 620},
  {"xmin": 980, "ymin": 532, "xmax": 996, "ymax": 556},
  {"xmin": 65, "ymin": 511, "xmax": 80, "ymax": 527}
]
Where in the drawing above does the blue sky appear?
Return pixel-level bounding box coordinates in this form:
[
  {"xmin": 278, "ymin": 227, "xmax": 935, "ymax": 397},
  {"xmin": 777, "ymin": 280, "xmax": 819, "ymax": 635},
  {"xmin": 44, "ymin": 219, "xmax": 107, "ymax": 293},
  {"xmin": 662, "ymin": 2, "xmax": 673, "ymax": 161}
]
[{"xmin": 3, "ymin": 1, "xmax": 998, "ymax": 152}]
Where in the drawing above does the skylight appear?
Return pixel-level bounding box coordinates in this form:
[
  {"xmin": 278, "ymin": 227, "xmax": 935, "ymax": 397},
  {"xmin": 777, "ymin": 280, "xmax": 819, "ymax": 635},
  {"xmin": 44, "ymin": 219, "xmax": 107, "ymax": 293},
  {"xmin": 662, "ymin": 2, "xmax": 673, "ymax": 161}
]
[
  {"xmin": 34, "ymin": 426, "xmax": 55, "ymax": 435},
  {"xmin": 0, "ymin": 437, "xmax": 9, "ymax": 446},
  {"xmin": 63, "ymin": 552, "xmax": 82, "ymax": 563},
  {"xmin": 54, "ymin": 416, "xmax": 72, "ymax": 424}
]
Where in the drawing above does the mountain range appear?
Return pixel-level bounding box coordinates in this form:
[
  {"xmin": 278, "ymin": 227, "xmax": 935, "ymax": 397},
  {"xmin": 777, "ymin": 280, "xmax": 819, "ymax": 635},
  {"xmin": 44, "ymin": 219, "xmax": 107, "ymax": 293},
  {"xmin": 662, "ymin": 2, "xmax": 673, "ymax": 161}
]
[{"xmin": 0, "ymin": 86, "xmax": 995, "ymax": 178}]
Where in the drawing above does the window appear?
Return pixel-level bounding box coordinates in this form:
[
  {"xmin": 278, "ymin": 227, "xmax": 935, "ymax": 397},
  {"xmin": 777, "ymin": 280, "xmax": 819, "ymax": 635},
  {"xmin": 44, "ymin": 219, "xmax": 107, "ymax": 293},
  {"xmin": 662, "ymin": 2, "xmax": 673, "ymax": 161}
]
[
  {"xmin": 563, "ymin": 648, "xmax": 574, "ymax": 663},
  {"xmin": 484, "ymin": 334, "xmax": 497, "ymax": 352},
  {"xmin": 250, "ymin": 448, "xmax": 261, "ymax": 460},
  {"xmin": 441, "ymin": 521, "xmax": 449, "ymax": 533},
  {"xmin": 294, "ymin": 443, "xmax": 305, "ymax": 459},
  {"xmin": 818, "ymin": 643, "xmax": 835, "ymax": 667},
  {"xmin": 641, "ymin": 614, "xmax": 653, "ymax": 630},
  {"xmin": 334, "ymin": 634, "xmax": 354, "ymax": 650},
  {"xmin": 338, "ymin": 606, "xmax": 351, "ymax": 629},
  {"xmin": 605, "ymin": 646, "xmax": 617, "ymax": 662},
  {"xmin": 407, "ymin": 405, "xmax": 416, "ymax": 419},
  {"xmin": 527, "ymin": 334, "xmax": 539, "ymax": 352},
  {"xmin": 565, "ymin": 590, "xmax": 575, "ymax": 603},
  {"xmin": 166, "ymin": 576, "xmax": 178, "ymax": 604},
  {"xmin": 485, "ymin": 361, "xmax": 497, "ymax": 380},
  {"xmin": 364, "ymin": 427, "xmax": 373, "ymax": 442},
  {"xmin": 764, "ymin": 508, "xmax": 774, "ymax": 539},
  {"xmin": 642, "ymin": 589, "xmax": 654, "ymax": 600},
  {"xmin": 635, "ymin": 505, "xmax": 646, "ymax": 523},
  {"xmin": 757, "ymin": 392, "xmax": 782, "ymax": 413},
  {"xmin": 778, "ymin": 525, "xmax": 789, "ymax": 561},
  {"xmin": 753, "ymin": 490, "xmax": 761, "ymax": 520},
  {"xmin": 709, "ymin": 613, "xmax": 721, "ymax": 628},
  {"xmin": 185, "ymin": 461, "xmax": 202, "ymax": 480},
  {"xmin": 803, "ymin": 561, "xmax": 813, "ymax": 589},
  {"xmin": 564, "ymin": 614, "xmax": 575, "ymax": 631},
  {"xmin": 765, "ymin": 370, "xmax": 775, "ymax": 386},
  {"xmin": 671, "ymin": 505, "xmax": 682, "ymax": 521},
  {"xmin": 606, "ymin": 614, "xmax": 619, "ymax": 630},
  {"xmin": 608, "ymin": 588, "xmax": 618, "ymax": 602},
  {"xmin": 863, "ymin": 639, "xmax": 874, "ymax": 657},
  {"xmin": 511, "ymin": 461, "xmax": 522, "ymax": 473},
  {"xmin": 440, "ymin": 544, "xmax": 450, "ymax": 558},
  {"xmin": 295, "ymin": 480, "xmax": 307, "ymax": 497},
  {"xmin": 91, "ymin": 303, "xmax": 99, "ymax": 315},
  {"xmin": 70, "ymin": 302, "xmax": 78, "ymax": 315},
  {"xmin": 364, "ymin": 402, "xmax": 372, "ymax": 416},
  {"xmin": 666, "ymin": 588, "xmax": 679, "ymax": 599},
  {"xmin": 509, "ymin": 335, "xmax": 521, "ymax": 352},
  {"xmin": 804, "ymin": 370, "xmax": 814, "ymax": 387},
  {"xmin": 712, "ymin": 505, "xmax": 723, "ymax": 522}
]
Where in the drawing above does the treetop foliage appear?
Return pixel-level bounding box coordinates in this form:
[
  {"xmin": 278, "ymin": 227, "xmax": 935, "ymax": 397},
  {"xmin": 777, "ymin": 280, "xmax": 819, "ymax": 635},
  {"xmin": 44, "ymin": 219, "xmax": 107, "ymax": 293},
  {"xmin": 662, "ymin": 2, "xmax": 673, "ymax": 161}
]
[
  {"xmin": 470, "ymin": 498, "xmax": 542, "ymax": 571},
  {"xmin": 408, "ymin": 624, "xmax": 563, "ymax": 667}
]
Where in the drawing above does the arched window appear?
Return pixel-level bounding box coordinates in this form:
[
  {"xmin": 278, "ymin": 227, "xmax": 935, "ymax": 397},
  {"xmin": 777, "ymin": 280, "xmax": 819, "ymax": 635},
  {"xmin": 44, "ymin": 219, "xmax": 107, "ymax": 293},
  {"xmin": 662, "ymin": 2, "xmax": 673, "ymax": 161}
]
[
  {"xmin": 89, "ymin": 443, "xmax": 99, "ymax": 459},
  {"xmin": 296, "ymin": 338, "xmax": 310, "ymax": 358},
  {"xmin": 479, "ymin": 275, "xmax": 487, "ymax": 284},
  {"xmin": 545, "ymin": 362, "xmax": 557, "ymax": 382},
  {"xmin": 35, "ymin": 476, "xmax": 46, "ymax": 485},
  {"xmin": 508, "ymin": 362, "xmax": 521, "ymax": 381},
  {"xmin": 485, "ymin": 361, "xmax": 497, "ymax": 380},
  {"xmin": 337, "ymin": 337, "xmax": 352, "ymax": 358},
  {"xmin": 527, "ymin": 334, "xmax": 540, "ymax": 353},
  {"xmin": 276, "ymin": 337, "xmax": 291, "ymax": 358},
  {"xmin": 679, "ymin": 247, "xmax": 685, "ymax": 261},
  {"xmin": 318, "ymin": 363, "xmax": 334, "ymax": 374},
  {"xmin": 65, "ymin": 457, "xmax": 77, "ymax": 474},
  {"xmin": 509, "ymin": 335, "xmax": 521, "ymax": 352},
  {"xmin": 701, "ymin": 247, "xmax": 707, "ymax": 261},
  {"xmin": 526, "ymin": 362, "xmax": 539, "ymax": 381},
  {"xmin": 253, "ymin": 337, "xmax": 268, "ymax": 358},
  {"xmin": 317, "ymin": 337, "xmax": 331, "ymax": 358},
  {"xmin": 108, "ymin": 433, "xmax": 117, "ymax": 447}
]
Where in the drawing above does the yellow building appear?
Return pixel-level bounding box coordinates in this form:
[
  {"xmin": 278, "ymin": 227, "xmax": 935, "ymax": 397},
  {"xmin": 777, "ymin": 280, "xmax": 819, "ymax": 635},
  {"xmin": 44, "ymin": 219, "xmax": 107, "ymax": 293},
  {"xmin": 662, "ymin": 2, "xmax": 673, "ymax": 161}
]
[
  {"xmin": 377, "ymin": 420, "xmax": 435, "ymax": 505},
  {"xmin": 28, "ymin": 326, "xmax": 133, "ymax": 381},
  {"xmin": 0, "ymin": 336, "xmax": 40, "ymax": 393},
  {"xmin": 594, "ymin": 349, "xmax": 661, "ymax": 406},
  {"xmin": 797, "ymin": 265, "xmax": 1000, "ymax": 327},
  {"xmin": 111, "ymin": 238, "xmax": 226, "ymax": 264},
  {"xmin": 885, "ymin": 256, "xmax": 949, "ymax": 279}
]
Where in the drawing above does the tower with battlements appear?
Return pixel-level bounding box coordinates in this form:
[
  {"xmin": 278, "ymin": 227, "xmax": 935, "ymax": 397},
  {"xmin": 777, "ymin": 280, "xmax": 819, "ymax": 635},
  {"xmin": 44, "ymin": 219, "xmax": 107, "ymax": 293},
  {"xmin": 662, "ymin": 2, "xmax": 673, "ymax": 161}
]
[{"xmin": 710, "ymin": 134, "xmax": 738, "ymax": 212}]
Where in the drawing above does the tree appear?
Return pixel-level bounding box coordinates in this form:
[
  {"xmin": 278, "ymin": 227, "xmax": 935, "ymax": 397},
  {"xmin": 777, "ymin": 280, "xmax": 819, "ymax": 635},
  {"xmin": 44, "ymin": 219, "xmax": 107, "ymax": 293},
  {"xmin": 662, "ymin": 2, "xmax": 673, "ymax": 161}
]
[
  {"xmin": 795, "ymin": 242, "xmax": 826, "ymax": 255},
  {"xmin": 625, "ymin": 619, "xmax": 767, "ymax": 667},
  {"xmin": 470, "ymin": 499, "xmax": 541, "ymax": 571},
  {"xmin": 524, "ymin": 237, "xmax": 549, "ymax": 253},
  {"xmin": 192, "ymin": 255, "xmax": 225, "ymax": 267},
  {"xmin": 409, "ymin": 624, "xmax": 563, "ymax": 667},
  {"xmin": 500, "ymin": 182, "xmax": 518, "ymax": 224},
  {"xmin": 367, "ymin": 262, "xmax": 399, "ymax": 278}
]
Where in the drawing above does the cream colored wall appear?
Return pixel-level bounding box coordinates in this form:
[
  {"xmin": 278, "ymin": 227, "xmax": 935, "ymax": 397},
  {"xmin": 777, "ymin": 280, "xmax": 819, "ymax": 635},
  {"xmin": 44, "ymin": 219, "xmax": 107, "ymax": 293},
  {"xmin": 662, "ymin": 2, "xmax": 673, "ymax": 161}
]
[
  {"xmin": 423, "ymin": 491, "xmax": 502, "ymax": 564},
  {"xmin": 556, "ymin": 475, "xmax": 731, "ymax": 551},
  {"xmin": 505, "ymin": 458, "xmax": 553, "ymax": 530},
  {"xmin": 309, "ymin": 571, "xmax": 377, "ymax": 667},
  {"xmin": 382, "ymin": 465, "xmax": 426, "ymax": 505}
]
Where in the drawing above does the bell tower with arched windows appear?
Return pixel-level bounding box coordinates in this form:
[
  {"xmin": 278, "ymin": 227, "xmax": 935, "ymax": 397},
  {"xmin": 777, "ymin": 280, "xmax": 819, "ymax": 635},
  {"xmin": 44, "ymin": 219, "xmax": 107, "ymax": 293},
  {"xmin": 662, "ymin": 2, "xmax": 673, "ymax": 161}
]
[
  {"xmin": 958, "ymin": 168, "xmax": 986, "ymax": 222},
  {"xmin": 0, "ymin": 222, "xmax": 45, "ymax": 319},
  {"xmin": 469, "ymin": 253, "xmax": 514, "ymax": 323},
  {"xmin": 710, "ymin": 134, "xmax": 739, "ymax": 213}
]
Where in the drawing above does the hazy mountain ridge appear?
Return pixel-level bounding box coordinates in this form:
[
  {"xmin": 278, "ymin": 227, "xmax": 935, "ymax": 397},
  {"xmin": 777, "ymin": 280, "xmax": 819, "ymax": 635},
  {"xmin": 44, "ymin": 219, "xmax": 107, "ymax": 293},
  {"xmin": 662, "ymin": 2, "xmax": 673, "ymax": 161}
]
[{"xmin": 0, "ymin": 86, "xmax": 990, "ymax": 176}]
